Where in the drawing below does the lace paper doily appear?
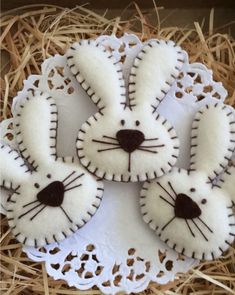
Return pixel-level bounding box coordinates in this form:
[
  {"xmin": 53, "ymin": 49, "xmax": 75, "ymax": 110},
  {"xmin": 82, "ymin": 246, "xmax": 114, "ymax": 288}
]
[{"xmin": 1, "ymin": 34, "xmax": 231, "ymax": 294}]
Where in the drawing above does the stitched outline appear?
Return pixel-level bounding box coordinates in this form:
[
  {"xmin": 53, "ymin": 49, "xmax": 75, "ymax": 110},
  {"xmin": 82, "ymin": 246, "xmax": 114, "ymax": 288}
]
[
  {"xmin": 128, "ymin": 39, "xmax": 185, "ymax": 111},
  {"xmin": 0, "ymin": 144, "xmax": 29, "ymax": 190},
  {"xmin": 140, "ymin": 102, "xmax": 235, "ymax": 260},
  {"xmin": 140, "ymin": 168, "xmax": 235, "ymax": 260},
  {"xmin": 190, "ymin": 102, "xmax": 235, "ymax": 181},
  {"xmin": 67, "ymin": 39, "xmax": 183, "ymax": 182},
  {"xmin": 14, "ymin": 89, "xmax": 58, "ymax": 170},
  {"xmin": 10, "ymin": 179, "xmax": 104, "ymax": 246},
  {"xmin": 67, "ymin": 39, "xmax": 126, "ymax": 112},
  {"xmin": 67, "ymin": 39, "xmax": 185, "ymax": 111},
  {"xmin": 76, "ymin": 113, "xmax": 180, "ymax": 182},
  {"xmin": 3, "ymin": 89, "xmax": 104, "ymax": 247},
  {"xmin": 218, "ymin": 166, "xmax": 235, "ymax": 207},
  {"xmin": 6, "ymin": 155, "xmax": 104, "ymax": 247}
]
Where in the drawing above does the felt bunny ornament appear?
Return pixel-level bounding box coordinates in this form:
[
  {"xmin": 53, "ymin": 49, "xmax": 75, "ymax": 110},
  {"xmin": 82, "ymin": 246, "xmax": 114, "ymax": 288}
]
[
  {"xmin": 140, "ymin": 102, "xmax": 235, "ymax": 260},
  {"xmin": 66, "ymin": 39, "xmax": 186, "ymax": 182},
  {"xmin": 0, "ymin": 90, "xmax": 103, "ymax": 247}
]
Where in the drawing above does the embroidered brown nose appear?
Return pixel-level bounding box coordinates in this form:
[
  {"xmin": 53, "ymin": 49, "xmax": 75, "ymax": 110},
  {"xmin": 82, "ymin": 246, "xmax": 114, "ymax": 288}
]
[
  {"xmin": 174, "ymin": 193, "xmax": 201, "ymax": 219},
  {"xmin": 116, "ymin": 129, "xmax": 145, "ymax": 153},
  {"xmin": 37, "ymin": 181, "xmax": 64, "ymax": 207}
]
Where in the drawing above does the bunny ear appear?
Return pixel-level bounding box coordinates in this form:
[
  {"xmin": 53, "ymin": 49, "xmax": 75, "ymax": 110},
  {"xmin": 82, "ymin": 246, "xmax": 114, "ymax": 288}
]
[
  {"xmin": 220, "ymin": 166, "xmax": 235, "ymax": 206},
  {"xmin": 128, "ymin": 40, "xmax": 185, "ymax": 109},
  {"xmin": 189, "ymin": 103, "xmax": 235, "ymax": 180},
  {"xmin": 14, "ymin": 90, "xmax": 58, "ymax": 170},
  {"xmin": 0, "ymin": 143, "xmax": 29, "ymax": 190},
  {"xmin": 66, "ymin": 40, "xmax": 125, "ymax": 111}
]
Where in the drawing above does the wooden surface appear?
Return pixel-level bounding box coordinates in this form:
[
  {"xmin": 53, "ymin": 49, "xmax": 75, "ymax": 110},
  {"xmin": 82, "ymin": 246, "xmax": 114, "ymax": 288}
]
[{"xmin": 2, "ymin": 0, "xmax": 235, "ymax": 10}]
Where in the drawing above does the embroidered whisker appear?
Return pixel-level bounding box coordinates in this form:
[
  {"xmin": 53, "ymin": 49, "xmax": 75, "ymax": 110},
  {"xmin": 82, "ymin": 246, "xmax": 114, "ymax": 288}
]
[
  {"xmin": 60, "ymin": 206, "xmax": 73, "ymax": 223},
  {"xmin": 23, "ymin": 199, "xmax": 39, "ymax": 208},
  {"xmin": 191, "ymin": 219, "xmax": 208, "ymax": 241},
  {"xmin": 19, "ymin": 203, "xmax": 42, "ymax": 219},
  {"xmin": 139, "ymin": 144, "xmax": 165, "ymax": 148},
  {"xmin": 64, "ymin": 184, "xmax": 82, "ymax": 192},
  {"xmin": 167, "ymin": 181, "xmax": 177, "ymax": 197},
  {"xmin": 62, "ymin": 170, "xmax": 76, "ymax": 183},
  {"xmin": 97, "ymin": 147, "xmax": 122, "ymax": 152},
  {"xmin": 137, "ymin": 148, "xmax": 158, "ymax": 153},
  {"xmin": 161, "ymin": 216, "xmax": 176, "ymax": 231},
  {"xmin": 103, "ymin": 135, "xmax": 118, "ymax": 141},
  {"xmin": 159, "ymin": 195, "xmax": 175, "ymax": 207},
  {"xmin": 93, "ymin": 139, "xmax": 120, "ymax": 146},
  {"xmin": 64, "ymin": 173, "xmax": 84, "ymax": 188},
  {"xmin": 157, "ymin": 182, "xmax": 175, "ymax": 201},
  {"xmin": 185, "ymin": 219, "xmax": 195, "ymax": 237},
  {"xmin": 30, "ymin": 205, "xmax": 46, "ymax": 221},
  {"xmin": 197, "ymin": 217, "xmax": 213, "ymax": 233},
  {"xmin": 144, "ymin": 137, "xmax": 159, "ymax": 141}
]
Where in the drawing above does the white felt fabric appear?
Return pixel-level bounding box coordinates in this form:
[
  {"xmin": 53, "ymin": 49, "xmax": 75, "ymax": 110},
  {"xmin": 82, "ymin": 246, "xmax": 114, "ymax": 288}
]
[
  {"xmin": 14, "ymin": 91, "xmax": 57, "ymax": 168},
  {"xmin": 7, "ymin": 159, "xmax": 103, "ymax": 247},
  {"xmin": 2, "ymin": 90, "xmax": 103, "ymax": 247},
  {"xmin": 129, "ymin": 40, "xmax": 184, "ymax": 109},
  {"xmin": 141, "ymin": 102, "xmax": 235, "ymax": 260},
  {"xmin": 67, "ymin": 39, "xmax": 185, "ymax": 182},
  {"xmin": 190, "ymin": 103, "xmax": 235, "ymax": 179},
  {"xmin": 67, "ymin": 40, "xmax": 125, "ymax": 111},
  {"xmin": 0, "ymin": 144, "xmax": 29, "ymax": 189},
  {"xmin": 221, "ymin": 166, "xmax": 235, "ymax": 204},
  {"xmin": 141, "ymin": 169, "xmax": 235, "ymax": 260},
  {"xmin": 77, "ymin": 108, "xmax": 179, "ymax": 181}
]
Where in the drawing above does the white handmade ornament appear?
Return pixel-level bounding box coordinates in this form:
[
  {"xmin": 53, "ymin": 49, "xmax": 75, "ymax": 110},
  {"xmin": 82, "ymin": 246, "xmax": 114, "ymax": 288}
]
[
  {"xmin": 141, "ymin": 102, "xmax": 235, "ymax": 260},
  {"xmin": 66, "ymin": 39, "xmax": 185, "ymax": 182},
  {"xmin": 1, "ymin": 90, "xmax": 103, "ymax": 247}
]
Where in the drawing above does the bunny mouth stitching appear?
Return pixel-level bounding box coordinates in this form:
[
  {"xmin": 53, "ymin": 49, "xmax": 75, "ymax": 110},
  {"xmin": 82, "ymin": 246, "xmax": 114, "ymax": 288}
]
[
  {"xmin": 92, "ymin": 133, "xmax": 164, "ymax": 172},
  {"xmin": 18, "ymin": 171, "xmax": 84, "ymax": 222},
  {"xmin": 156, "ymin": 181, "xmax": 214, "ymax": 241}
]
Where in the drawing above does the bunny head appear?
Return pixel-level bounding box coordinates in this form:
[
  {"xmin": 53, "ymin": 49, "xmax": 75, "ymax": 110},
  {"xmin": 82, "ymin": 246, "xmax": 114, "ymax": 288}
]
[
  {"xmin": 140, "ymin": 102, "xmax": 235, "ymax": 260},
  {"xmin": 0, "ymin": 90, "xmax": 103, "ymax": 247},
  {"xmin": 66, "ymin": 39, "xmax": 185, "ymax": 182}
]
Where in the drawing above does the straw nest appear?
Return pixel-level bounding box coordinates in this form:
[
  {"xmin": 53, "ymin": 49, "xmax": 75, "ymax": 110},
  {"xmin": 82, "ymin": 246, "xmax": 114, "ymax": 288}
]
[{"xmin": 0, "ymin": 4, "xmax": 235, "ymax": 294}]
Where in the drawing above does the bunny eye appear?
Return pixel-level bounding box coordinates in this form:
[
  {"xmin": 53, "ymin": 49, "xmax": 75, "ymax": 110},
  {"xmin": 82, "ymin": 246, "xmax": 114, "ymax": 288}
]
[
  {"xmin": 47, "ymin": 174, "xmax": 51, "ymax": 179},
  {"xmin": 190, "ymin": 188, "xmax": 196, "ymax": 192},
  {"xmin": 34, "ymin": 183, "xmax": 40, "ymax": 189},
  {"xmin": 201, "ymin": 199, "xmax": 207, "ymax": 204},
  {"xmin": 135, "ymin": 120, "xmax": 140, "ymax": 126},
  {"xmin": 121, "ymin": 119, "xmax": 125, "ymax": 126}
]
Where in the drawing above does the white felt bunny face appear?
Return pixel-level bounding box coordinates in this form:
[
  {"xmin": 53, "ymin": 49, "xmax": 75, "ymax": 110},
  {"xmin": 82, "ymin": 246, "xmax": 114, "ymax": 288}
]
[
  {"xmin": 0, "ymin": 90, "xmax": 103, "ymax": 247},
  {"xmin": 140, "ymin": 103, "xmax": 235, "ymax": 260},
  {"xmin": 66, "ymin": 39, "xmax": 185, "ymax": 182}
]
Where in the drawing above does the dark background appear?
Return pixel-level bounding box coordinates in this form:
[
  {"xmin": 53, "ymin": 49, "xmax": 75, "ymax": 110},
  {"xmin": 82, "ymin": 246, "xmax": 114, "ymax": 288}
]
[
  {"xmin": 1, "ymin": 1, "xmax": 235, "ymax": 35},
  {"xmin": 2, "ymin": 0, "xmax": 235, "ymax": 10}
]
